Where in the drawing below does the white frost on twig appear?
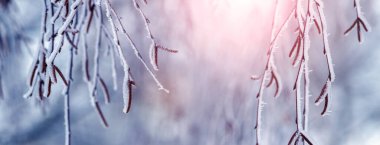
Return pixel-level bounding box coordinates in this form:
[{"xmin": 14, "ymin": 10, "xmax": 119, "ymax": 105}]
[
  {"xmin": 108, "ymin": 5, "xmax": 169, "ymax": 93},
  {"xmin": 47, "ymin": 0, "xmax": 82, "ymax": 66},
  {"xmin": 103, "ymin": 0, "xmax": 132, "ymax": 113},
  {"xmin": 131, "ymin": 0, "xmax": 159, "ymax": 70}
]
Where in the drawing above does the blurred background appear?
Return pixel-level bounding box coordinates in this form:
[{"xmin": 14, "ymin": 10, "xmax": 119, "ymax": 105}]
[{"xmin": 0, "ymin": 0, "xmax": 379, "ymax": 145}]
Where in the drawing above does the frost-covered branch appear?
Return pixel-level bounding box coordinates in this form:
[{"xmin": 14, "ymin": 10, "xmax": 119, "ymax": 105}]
[
  {"xmin": 248, "ymin": 0, "xmax": 337, "ymax": 144},
  {"xmin": 344, "ymin": 0, "xmax": 370, "ymax": 43},
  {"xmin": 103, "ymin": 0, "xmax": 133, "ymax": 114},
  {"xmin": 314, "ymin": 0, "xmax": 335, "ymax": 116},
  {"xmin": 108, "ymin": 4, "xmax": 169, "ymax": 93},
  {"xmin": 46, "ymin": 0, "xmax": 82, "ymax": 66},
  {"xmin": 14, "ymin": 0, "xmax": 374, "ymax": 144},
  {"xmin": 63, "ymin": 26, "xmax": 75, "ymax": 145},
  {"xmin": 286, "ymin": 0, "xmax": 333, "ymax": 144},
  {"xmin": 24, "ymin": 0, "xmax": 173, "ymax": 128},
  {"xmin": 82, "ymin": 0, "xmax": 109, "ymax": 127},
  {"xmin": 131, "ymin": 0, "xmax": 177, "ymax": 70},
  {"xmin": 21, "ymin": 0, "xmax": 175, "ymax": 143},
  {"xmin": 254, "ymin": 0, "xmax": 283, "ymax": 144},
  {"xmin": 292, "ymin": 0, "xmax": 315, "ymax": 144}
]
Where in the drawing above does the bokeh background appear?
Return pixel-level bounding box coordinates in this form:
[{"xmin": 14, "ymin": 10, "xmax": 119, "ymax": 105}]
[{"xmin": 0, "ymin": 0, "xmax": 380, "ymax": 145}]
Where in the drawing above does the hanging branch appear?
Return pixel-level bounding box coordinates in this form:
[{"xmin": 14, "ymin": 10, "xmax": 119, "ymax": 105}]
[
  {"xmin": 314, "ymin": 0, "xmax": 335, "ymax": 116},
  {"xmin": 254, "ymin": 0, "xmax": 285, "ymax": 144},
  {"xmin": 24, "ymin": 0, "xmax": 48, "ymax": 99},
  {"xmin": 46, "ymin": 0, "xmax": 82, "ymax": 66},
  {"xmin": 103, "ymin": 0, "xmax": 171, "ymax": 113},
  {"xmin": 82, "ymin": 0, "xmax": 109, "ymax": 127},
  {"xmin": 94, "ymin": 2, "xmax": 111, "ymax": 125},
  {"xmin": 344, "ymin": 0, "xmax": 370, "ymax": 43},
  {"xmin": 23, "ymin": 0, "xmax": 82, "ymax": 100},
  {"xmin": 302, "ymin": 0, "xmax": 313, "ymax": 135},
  {"xmin": 108, "ymin": 4, "xmax": 169, "ymax": 93},
  {"xmin": 103, "ymin": 0, "xmax": 133, "ymax": 114},
  {"xmin": 287, "ymin": 0, "xmax": 316, "ymax": 144},
  {"xmin": 42, "ymin": 2, "xmax": 57, "ymax": 98},
  {"xmin": 24, "ymin": 0, "xmax": 171, "ymax": 123},
  {"xmin": 287, "ymin": 0, "xmax": 336, "ymax": 144},
  {"xmin": 64, "ymin": 24, "xmax": 75, "ymax": 145},
  {"xmin": 131, "ymin": 0, "xmax": 177, "ymax": 70},
  {"xmin": 61, "ymin": 1, "xmax": 79, "ymax": 144},
  {"xmin": 21, "ymin": 0, "xmax": 175, "ymax": 144},
  {"xmin": 16, "ymin": 1, "xmax": 373, "ymax": 145},
  {"xmin": 291, "ymin": 0, "xmax": 312, "ymax": 135},
  {"xmin": 252, "ymin": 2, "xmax": 298, "ymax": 145},
  {"xmin": 292, "ymin": 61, "xmax": 305, "ymax": 145}
]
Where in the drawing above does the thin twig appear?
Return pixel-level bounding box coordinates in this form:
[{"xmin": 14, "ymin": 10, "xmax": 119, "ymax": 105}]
[
  {"xmin": 131, "ymin": 0, "xmax": 176, "ymax": 70},
  {"xmin": 108, "ymin": 5, "xmax": 169, "ymax": 93},
  {"xmin": 343, "ymin": 0, "xmax": 370, "ymax": 43},
  {"xmin": 255, "ymin": 1, "xmax": 281, "ymax": 144},
  {"xmin": 103, "ymin": 0, "xmax": 132, "ymax": 114}
]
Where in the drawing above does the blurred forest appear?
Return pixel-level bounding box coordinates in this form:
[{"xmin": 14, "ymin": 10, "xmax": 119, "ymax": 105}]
[{"xmin": 0, "ymin": 0, "xmax": 380, "ymax": 145}]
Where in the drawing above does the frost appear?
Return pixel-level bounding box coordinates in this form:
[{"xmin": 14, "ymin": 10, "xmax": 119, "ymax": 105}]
[
  {"xmin": 131, "ymin": 0, "xmax": 159, "ymax": 70},
  {"xmin": 47, "ymin": 0, "xmax": 82, "ymax": 66},
  {"xmin": 104, "ymin": 0, "xmax": 132, "ymax": 113},
  {"xmin": 315, "ymin": 0, "xmax": 336, "ymax": 82},
  {"xmin": 108, "ymin": 5, "xmax": 169, "ymax": 93}
]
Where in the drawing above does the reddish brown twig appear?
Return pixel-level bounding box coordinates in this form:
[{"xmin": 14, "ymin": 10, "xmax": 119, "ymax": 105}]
[{"xmin": 344, "ymin": 0, "xmax": 370, "ymax": 43}]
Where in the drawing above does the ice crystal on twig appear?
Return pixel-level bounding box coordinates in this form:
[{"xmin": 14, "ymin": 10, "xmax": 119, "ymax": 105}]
[{"xmin": 344, "ymin": 0, "xmax": 371, "ymax": 43}]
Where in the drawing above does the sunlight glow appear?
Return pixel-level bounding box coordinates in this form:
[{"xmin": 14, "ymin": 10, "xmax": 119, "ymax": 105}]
[
  {"xmin": 185, "ymin": 0, "xmax": 277, "ymax": 56},
  {"xmin": 226, "ymin": 0, "xmax": 272, "ymax": 13}
]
